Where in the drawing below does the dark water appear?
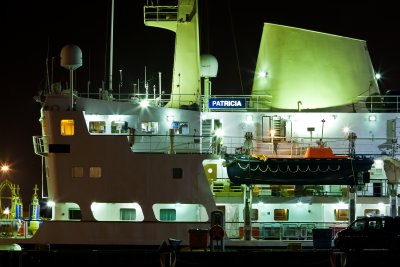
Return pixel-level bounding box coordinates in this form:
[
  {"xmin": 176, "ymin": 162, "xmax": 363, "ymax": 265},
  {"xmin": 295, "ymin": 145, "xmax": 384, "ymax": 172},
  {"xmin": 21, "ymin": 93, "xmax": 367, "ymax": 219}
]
[{"xmin": 0, "ymin": 246, "xmax": 397, "ymax": 267}]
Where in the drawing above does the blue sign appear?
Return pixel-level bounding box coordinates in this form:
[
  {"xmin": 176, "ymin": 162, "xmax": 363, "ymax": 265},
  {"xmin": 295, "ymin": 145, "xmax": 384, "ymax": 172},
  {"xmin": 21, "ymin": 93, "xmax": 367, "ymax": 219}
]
[{"xmin": 208, "ymin": 98, "xmax": 246, "ymax": 109}]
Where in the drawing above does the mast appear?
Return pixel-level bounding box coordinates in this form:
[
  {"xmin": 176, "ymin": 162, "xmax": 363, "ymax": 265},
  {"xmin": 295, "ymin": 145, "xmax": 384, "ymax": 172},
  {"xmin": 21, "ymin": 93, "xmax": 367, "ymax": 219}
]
[{"xmin": 108, "ymin": 0, "xmax": 114, "ymax": 94}]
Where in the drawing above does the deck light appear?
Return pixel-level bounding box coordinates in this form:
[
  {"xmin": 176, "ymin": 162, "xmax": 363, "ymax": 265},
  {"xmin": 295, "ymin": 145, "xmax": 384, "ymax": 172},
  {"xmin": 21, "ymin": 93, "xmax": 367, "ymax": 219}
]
[
  {"xmin": 1, "ymin": 165, "xmax": 10, "ymax": 173},
  {"xmin": 246, "ymin": 115, "xmax": 253, "ymax": 122},
  {"xmin": 258, "ymin": 71, "xmax": 268, "ymax": 78},
  {"xmin": 215, "ymin": 129, "xmax": 224, "ymax": 137},
  {"xmin": 140, "ymin": 100, "xmax": 149, "ymax": 108}
]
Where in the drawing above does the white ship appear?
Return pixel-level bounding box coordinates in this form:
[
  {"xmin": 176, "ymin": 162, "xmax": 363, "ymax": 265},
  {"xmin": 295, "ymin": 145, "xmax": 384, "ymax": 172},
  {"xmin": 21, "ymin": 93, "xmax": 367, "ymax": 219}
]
[{"xmin": 1, "ymin": 0, "xmax": 399, "ymax": 249}]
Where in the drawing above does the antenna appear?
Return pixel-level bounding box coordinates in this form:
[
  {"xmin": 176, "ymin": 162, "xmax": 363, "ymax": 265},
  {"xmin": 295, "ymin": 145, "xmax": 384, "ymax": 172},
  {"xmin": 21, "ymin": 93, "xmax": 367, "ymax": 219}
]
[
  {"xmin": 60, "ymin": 44, "xmax": 83, "ymax": 110},
  {"xmin": 108, "ymin": 0, "xmax": 115, "ymax": 95},
  {"xmin": 119, "ymin": 69, "xmax": 123, "ymax": 100},
  {"xmin": 145, "ymin": 66, "xmax": 148, "ymax": 99}
]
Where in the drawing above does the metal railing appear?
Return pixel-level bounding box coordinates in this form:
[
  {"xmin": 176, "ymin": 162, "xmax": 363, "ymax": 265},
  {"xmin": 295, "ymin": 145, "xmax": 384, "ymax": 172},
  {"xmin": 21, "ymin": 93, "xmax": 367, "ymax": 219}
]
[
  {"xmin": 144, "ymin": 5, "xmax": 178, "ymax": 22},
  {"xmin": 76, "ymin": 91, "xmax": 400, "ymax": 113},
  {"xmin": 224, "ymin": 221, "xmax": 346, "ymax": 240},
  {"xmin": 32, "ymin": 136, "xmax": 48, "ymax": 156}
]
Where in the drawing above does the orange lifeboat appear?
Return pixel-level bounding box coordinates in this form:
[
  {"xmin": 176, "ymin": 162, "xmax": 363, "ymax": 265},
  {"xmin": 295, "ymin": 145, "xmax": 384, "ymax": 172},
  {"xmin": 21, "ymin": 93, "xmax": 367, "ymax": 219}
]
[{"xmin": 304, "ymin": 146, "xmax": 347, "ymax": 159}]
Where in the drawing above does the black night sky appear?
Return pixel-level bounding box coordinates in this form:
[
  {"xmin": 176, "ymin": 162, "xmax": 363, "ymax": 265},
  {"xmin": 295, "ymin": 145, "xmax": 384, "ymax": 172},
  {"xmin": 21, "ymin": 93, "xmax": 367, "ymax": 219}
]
[{"xmin": 1, "ymin": 0, "xmax": 400, "ymax": 207}]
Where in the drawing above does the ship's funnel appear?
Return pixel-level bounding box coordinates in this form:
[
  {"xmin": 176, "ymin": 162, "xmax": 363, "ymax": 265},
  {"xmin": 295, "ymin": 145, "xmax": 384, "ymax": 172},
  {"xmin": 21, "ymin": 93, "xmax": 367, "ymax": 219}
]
[{"xmin": 252, "ymin": 23, "xmax": 380, "ymax": 110}]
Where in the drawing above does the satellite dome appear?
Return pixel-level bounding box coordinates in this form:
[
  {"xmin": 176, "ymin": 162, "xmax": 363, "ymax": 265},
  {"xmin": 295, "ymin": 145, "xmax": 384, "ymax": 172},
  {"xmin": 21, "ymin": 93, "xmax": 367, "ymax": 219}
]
[
  {"xmin": 200, "ymin": 54, "xmax": 218, "ymax": 78},
  {"xmin": 60, "ymin": 44, "xmax": 83, "ymax": 70}
]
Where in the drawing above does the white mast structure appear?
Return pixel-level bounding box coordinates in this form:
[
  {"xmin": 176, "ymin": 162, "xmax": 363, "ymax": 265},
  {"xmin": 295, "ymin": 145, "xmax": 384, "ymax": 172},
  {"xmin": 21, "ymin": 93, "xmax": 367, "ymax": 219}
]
[{"xmin": 108, "ymin": 0, "xmax": 115, "ymax": 97}]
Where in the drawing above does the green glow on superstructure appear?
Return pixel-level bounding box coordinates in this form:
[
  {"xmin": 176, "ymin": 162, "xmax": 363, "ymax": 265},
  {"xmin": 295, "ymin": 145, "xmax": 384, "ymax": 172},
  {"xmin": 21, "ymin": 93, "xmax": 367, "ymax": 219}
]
[
  {"xmin": 144, "ymin": 0, "xmax": 201, "ymax": 108},
  {"xmin": 252, "ymin": 23, "xmax": 381, "ymax": 110}
]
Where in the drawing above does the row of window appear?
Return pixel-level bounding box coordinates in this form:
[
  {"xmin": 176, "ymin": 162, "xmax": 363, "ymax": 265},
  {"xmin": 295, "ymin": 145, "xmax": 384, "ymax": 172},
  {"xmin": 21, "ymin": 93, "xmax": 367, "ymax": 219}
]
[
  {"xmin": 69, "ymin": 208, "xmax": 176, "ymax": 221},
  {"xmin": 89, "ymin": 121, "xmax": 189, "ymax": 135},
  {"xmin": 60, "ymin": 119, "xmax": 190, "ymax": 136},
  {"xmin": 72, "ymin": 167, "xmax": 102, "ymax": 178},
  {"xmin": 232, "ymin": 208, "xmax": 381, "ymax": 222}
]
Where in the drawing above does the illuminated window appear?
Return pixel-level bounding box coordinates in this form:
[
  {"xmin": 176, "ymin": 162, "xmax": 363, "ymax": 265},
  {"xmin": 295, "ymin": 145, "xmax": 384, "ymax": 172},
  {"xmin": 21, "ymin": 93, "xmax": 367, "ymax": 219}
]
[
  {"xmin": 89, "ymin": 121, "xmax": 106, "ymax": 133},
  {"xmin": 72, "ymin": 167, "xmax": 84, "ymax": 178},
  {"xmin": 364, "ymin": 209, "xmax": 379, "ymax": 216},
  {"xmin": 171, "ymin": 121, "xmax": 189, "ymax": 135},
  {"xmin": 120, "ymin": 208, "xmax": 136, "ymax": 221},
  {"xmin": 274, "ymin": 209, "xmax": 289, "ymax": 221},
  {"xmin": 61, "ymin": 119, "xmax": 74, "ymax": 136},
  {"xmin": 90, "ymin": 167, "xmax": 102, "ymax": 178},
  {"xmin": 335, "ymin": 209, "xmax": 349, "ymax": 221},
  {"xmin": 160, "ymin": 209, "xmax": 176, "ymax": 221},
  {"xmin": 111, "ymin": 121, "xmax": 128, "ymax": 133},
  {"xmin": 141, "ymin": 121, "xmax": 159, "ymax": 134}
]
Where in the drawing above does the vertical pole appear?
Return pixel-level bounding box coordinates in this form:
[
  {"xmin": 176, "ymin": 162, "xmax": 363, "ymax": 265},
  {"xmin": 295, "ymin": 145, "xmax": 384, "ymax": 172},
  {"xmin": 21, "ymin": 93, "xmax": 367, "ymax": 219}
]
[
  {"xmin": 70, "ymin": 69, "xmax": 74, "ymax": 110},
  {"xmin": 159, "ymin": 72, "xmax": 162, "ymax": 103},
  {"xmin": 348, "ymin": 186, "xmax": 356, "ymax": 223},
  {"xmin": 203, "ymin": 77, "xmax": 210, "ymax": 111},
  {"xmin": 244, "ymin": 185, "xmax": 252, "ymax": 241},
  {"xmin": 108, "ymin": 0, "xmax": 114, "ymax": 95},
  {"xmin": 169, "ymin": 129, "xmax": 175, "ymax": 154},
  {"xmin": 389, "ymin": 184, "xmax": 398, "ymax": 217}
]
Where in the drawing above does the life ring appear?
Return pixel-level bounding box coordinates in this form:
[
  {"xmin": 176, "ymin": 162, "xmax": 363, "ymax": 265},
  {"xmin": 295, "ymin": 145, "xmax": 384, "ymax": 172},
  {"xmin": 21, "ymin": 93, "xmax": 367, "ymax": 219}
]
[{"xmin": 209, "ymin": 224, "xmax": 224, "ymax": 241}]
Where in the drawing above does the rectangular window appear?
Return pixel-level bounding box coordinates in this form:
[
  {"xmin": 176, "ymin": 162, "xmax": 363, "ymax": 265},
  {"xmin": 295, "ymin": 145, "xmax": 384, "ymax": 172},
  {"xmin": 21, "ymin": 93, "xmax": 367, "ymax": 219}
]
[
  {"xmin": 120, "ymin": 208, "xmax": 136, "ymax": 221},
  {"xmin": 69, "ymin": 209, "xmax": 82, "ymax": 220},
  {"xmin": 274, "ymin": 209, "xmax": 289, "ymax": 221},
  {"xmin": 89, "ymin": 121, "xmax": 106, "ymax": 133},
  {"xmin": 72, "ymin": 167, "xmax": 84, "ymax": 178},
  {"xmin": 89, "ymin": 167, "xmax": 102, "ymax": 178},
  {"xmin": 141, "ymin": 122, "xmax": 159, "ymax": 134},
  {"xmin": 48, "ymin": 144, "xmax": 70, "ymax": 153},
  {"xmin": 111, "ymin": 121, "xmax": 128, "ymax": 133},
  {"xmin": 171, "ymin": 121, "xmax": 189, "ymax": 135},
  {"xmin": 172, "ymin": 168, "xmax": 183, "ymax": 179},
  {"xmin": 61, "ymin": 120, "xmax": 74, "ymax": 136},
  {"xmin": 335, "ymin": 209, "xmax": 349, "ymax": 221},
  {"xmin": 160, "ymin": 209, "xmax": 176, "ymax": 221},
  {"xmin": 364, "ymin": 209, "xmax": 379, "ymax": 216}
]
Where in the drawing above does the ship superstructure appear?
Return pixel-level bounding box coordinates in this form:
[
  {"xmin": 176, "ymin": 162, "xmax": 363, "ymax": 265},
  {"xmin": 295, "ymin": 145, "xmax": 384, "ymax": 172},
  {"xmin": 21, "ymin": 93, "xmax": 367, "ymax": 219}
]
[{"xmin": 0, "ymin": 0, "xmax": 399, "ymax": 248}]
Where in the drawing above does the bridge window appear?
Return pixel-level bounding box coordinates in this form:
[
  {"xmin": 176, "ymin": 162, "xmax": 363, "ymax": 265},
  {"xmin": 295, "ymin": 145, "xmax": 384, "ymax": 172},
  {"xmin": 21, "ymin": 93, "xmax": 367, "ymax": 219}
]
[
  {"xmin": 89, "ymin": 121, "xmax": 106, "ymax": 133},
  {"xmin": 111, "ymin": 121, "xmax": 128, "ymax": 133},
  {"xmin": 171, "ymin": 121, "xmax": 189, "ymax": 135},
  {"xmin": 141, "ymin": 121, "xmax": 159, "ymax": 134}
]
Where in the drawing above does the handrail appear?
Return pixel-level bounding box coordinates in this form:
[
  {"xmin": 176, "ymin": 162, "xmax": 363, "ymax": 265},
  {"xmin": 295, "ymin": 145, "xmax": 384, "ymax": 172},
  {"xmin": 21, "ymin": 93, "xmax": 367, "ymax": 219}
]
[{"xmin": 71, "ymin": 91, "xmax": 400, "ymax": 113}]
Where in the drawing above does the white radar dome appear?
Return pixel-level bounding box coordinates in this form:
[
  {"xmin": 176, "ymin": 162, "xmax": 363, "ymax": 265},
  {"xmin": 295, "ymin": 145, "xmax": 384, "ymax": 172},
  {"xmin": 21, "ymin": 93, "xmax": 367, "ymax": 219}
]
[
  {"xmin": 200, "ymin": 54, "xmax": 218, "ymax": 78},
  {"xmin": 60, "ymin": 44, "xmax": 83, "ymax": 70}
]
